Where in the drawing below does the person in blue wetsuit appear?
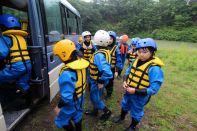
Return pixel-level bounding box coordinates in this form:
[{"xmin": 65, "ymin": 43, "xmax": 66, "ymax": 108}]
[
  {"xmin": 76, "ymin": 31, "xmax": 97, "ymax": 90},
  {"xmin": 113, "ymin": 38, "xmax": 164, "ymax": 131},
  {"xmin": 127, "ymin": 37, "xmax": 140, "ymax": 65},
  {"xmin": 105, "ymin": 31, "xmax": 122, "ymax": 98},
  {"xmin": 0, "ymin": 14, "xmax": 32, "ymax": 103},
  {"xmin": 77, "ymin": 31, "xmax": 97, "ymax": 62},
  {"xmin": 118, "ymin": 34, "xmax": 129, "ymax": 77},
  {"xmin": 75, "ymin": 35, "xmax": 83, "ymax": 51},
  {"xmin": 85, "ymin": 30, "xmax": 113, "ymax": 120},
  {"xmin": 53, "ymin": 39, "xmax": 89, "ymax": 131}
]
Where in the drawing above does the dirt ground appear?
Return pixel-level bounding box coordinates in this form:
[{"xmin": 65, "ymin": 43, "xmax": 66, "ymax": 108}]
[{"xmin": 14, "ymin": 78, "xmax": 156, "ymax": 131}]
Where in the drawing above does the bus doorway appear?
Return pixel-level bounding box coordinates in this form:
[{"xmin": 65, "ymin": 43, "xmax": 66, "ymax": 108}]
[
  {"xmin": 0, "ymin": 0, "xmax": 47, "ymax": 130},
  {"xmin": 0, "ymin": 0, "xmax": 82, "ymax": 130}
]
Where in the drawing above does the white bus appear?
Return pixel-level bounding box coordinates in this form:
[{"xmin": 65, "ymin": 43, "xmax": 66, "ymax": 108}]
[{"xmin": 0, "ymin": 0, "xmax": 82, "ymax": 130}]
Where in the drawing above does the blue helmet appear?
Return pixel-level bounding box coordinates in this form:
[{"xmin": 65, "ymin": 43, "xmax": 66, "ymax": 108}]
[
  {"xmin": 136, "ymin": 38, "xmax": 157, "ymax": 50},
  {"xmin": 131, "ymin": 37, "xmax": 140, "ymax": 46},
  {"xmin": 0, "ymin": 14, "xmax": 21, "ymax": 29},
  {"xmin": 108, "ymin": 31, "xmax": 117, "ymax": 40}
]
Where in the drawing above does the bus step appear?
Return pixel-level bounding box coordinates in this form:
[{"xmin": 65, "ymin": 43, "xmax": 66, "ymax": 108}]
[{"xmin": 4, "ymin": 108, "xmax": 30, "ymax": 131}]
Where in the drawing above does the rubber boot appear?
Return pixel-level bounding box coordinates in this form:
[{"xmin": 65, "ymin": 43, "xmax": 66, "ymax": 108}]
[
  {"xmin": 105, "ymin": 78, "xmax": 113, "ymax": 99},
  {"xmin": 63, "ymin": 121, "xmax": 75, "ymax": 131},
  {"xmin": 125, "ymin": 117, "xmax": 139, "ymax": 131},
  {"xmin": 113, "ymin": 109, "xmax": 128, "ymax": 123},
  {"xmin": 85, "ymin": 108, "xmax": 98, "ymax": 116},
  {"xmin": 100, "ymin": 107, "xmax": 111, "ymax": 120},
  {"xmin": 75, "ymin": 119, "xmax": 82, "ymax": 131}
]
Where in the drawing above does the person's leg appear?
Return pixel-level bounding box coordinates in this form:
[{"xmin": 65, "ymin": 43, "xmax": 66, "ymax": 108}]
[
  {"xmin": 16, "ymin": 61, "xmax": 32, "ymax": 92},
  {"xmin": 105, "ymin": 68, "xmax": 115, "ymax": 98},
  {"xmin": 85, "ymin": 81, "xmax": 100, "ymax": 116},
  {"xmin": 113, "ymin": 108, "xmax": 128, "ymax": 123},
  {"xmin": 125, "ymin": 95, "xmax": 147, "ymax": 131},
  {"xmin": 75, "ymin": 119, "xmax": 82, "ymax": 131},
  {"xmin": 126, "ymin": 117, "xmax": 139, "ymax": 131},
  {"xmin": 73, "ymin": 110, "xmax": 83, "ymax": 131},
  {"xmin": 0, "ymin": 65, "xmax": 24, "ymax": 84},
  {"xmin": 100, "ymin": 106, "xmax": 111, "ymax": 120},
  {"xmin": 55, "ymin": 109, "xmax": 74, "ymax": 130},
  {"xmin": 105, "ymin": 77, "xmax": 113, "ymax": 98},
  {"xmin": 63, "ymin": 120, "xmax": 75, "ymax": 131}
]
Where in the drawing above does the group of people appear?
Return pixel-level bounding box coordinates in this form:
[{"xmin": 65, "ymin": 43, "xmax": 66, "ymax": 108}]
[
  {"xmin": 53, "ymin": 30, "xmax": 164, "ymax": 131},
  {"xmin": 0, "ymin": 14, "xmax": 164, "ymax": 131}
]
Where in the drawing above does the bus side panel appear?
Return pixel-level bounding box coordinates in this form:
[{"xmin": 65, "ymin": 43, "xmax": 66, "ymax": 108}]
[
  {"xmin": 0, "ymin": 105, "xmax": 6, "ymax": 131},
  {"xmin": 65, "ymin": 35, "xmax": 80, "ymax": 44},
  {"xmin": 47, "ymin": 36, "xmax": 79, "ymax": 102},
  {"xmin": 48, "ymin": 63, "xmax": 64, "ymax": 102}
]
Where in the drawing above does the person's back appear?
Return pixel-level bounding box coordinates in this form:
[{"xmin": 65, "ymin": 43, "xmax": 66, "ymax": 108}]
[
  {"xmin": 0, "ymin": 14, "xmax": 32, "ymax": 96},
  {"xmin": 105, "ymin": 31, "xmax": 122, "ymax": 98},
  {"xmin": 53, "ymin": 39, "xmax": 89, "ymax": 131},
  {"xmin": 85, "ymin": 30, "xmax": 113, "ymax": 121}
]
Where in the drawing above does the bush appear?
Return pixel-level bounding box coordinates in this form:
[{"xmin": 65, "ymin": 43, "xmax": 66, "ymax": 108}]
[{"xmin": 136, "ymin": 26, "xmax": 197, "ymax": 43}]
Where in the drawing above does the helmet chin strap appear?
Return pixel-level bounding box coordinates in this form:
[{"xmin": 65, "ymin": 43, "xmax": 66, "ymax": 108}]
[
  {"xmin": 63, "ymin": 51, "xmax": 79, "ymax": 64},
  {"xmin": 96, "ymin": 45, "xmax": 107, "ymax": 50},
  {"xmin": 84, "ymin": 41, "xmax": 90, "ymax": 46}
]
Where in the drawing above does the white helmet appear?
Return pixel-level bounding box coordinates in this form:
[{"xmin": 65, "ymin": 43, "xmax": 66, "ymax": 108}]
[
  {"xmin": 82, "ymin": 31, "xmax": 91, "ymax": 39},
  {"xmin": 94, "ymin": 30, "xmax": 110, "ymax": 47}
]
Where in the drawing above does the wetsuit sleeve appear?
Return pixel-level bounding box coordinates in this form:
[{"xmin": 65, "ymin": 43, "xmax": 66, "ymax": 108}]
[
  {"xmin": 76, "ymin": 42, "xmax": 82, "ymax": 51},
  {"xmin": 94, "ymin": 53, "xmax": 113, "ymax": 83},
  {"xmin": 115, "ymin": 47, "xmax": 123, "ymax": 71},
  {"xmin": 146, "ymin": 66, "xmax": 164, "ymax": 95},
  {"xmin": 92, "ymin": 44, "xmax": 97, "ymax": 52},
  {"xmin": 58, "ymin": 70, "xmax": 76, "ymax": 108},
  {"xmin": 0, "ymin": 36, "xmax": 12, "ymax": 60},
  {"xmin": 123, "ymin": 64, "xmax": 132, "ymax": 81}
]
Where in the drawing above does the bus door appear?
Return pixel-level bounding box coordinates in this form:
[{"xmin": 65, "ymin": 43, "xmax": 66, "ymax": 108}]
[
  {"xmin": 41, "ymin": 0, "xmax": 82, "ymax": 101},
  {"xmin": 0, "ymin": 0, "xmax": 47, "ymax": 130}
]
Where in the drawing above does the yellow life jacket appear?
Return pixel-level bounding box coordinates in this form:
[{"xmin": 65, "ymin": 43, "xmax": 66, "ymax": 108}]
[
  {"xmin": 82, "ymin": 41, "xmax": 94, "ymax": 61},
  {"xmin": 3, "ymin": 30, "xmax": 30, "ymax": 63},
  {"xmin": 128, "ymin": 51, "xmax": 137, "ymax": 63},
  {"xmin": 59, "ymin": 58, "xmax": 89, "ymax": 98},
  {"xmin": 89, "ymin": 49, "xmax": 111, "ymax": 80},
  {"xmin": 126, "ymin": 57, "xmax": 164, "ymax": 89},
  {"xmin": 110, "ymin": 45, "xmax": 118, "ymax": 69}
]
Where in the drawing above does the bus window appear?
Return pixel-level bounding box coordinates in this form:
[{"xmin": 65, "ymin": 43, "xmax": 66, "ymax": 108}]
[
  {"xmin": 43, "ymin": 0, "xmax": 63, "ymax": 43},
  {"xmin": 66, "ymin": 9, "xmax": 78, "ymax": 35},
  {"xmin": 60, "ymin": 4, "xmax": 68, "ymax": 35},
  {"xmin": 77, "ymin": 17, "xmax": 82, "ymax": 34}
]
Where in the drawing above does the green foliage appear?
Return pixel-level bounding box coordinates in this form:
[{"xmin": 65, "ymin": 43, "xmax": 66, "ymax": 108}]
[
  {"xmin": 68, "ymin": 0, "xmax": 197, "ymax": 42},
  {"xmin": 136, "ymin": 26, "xmax": 197, "ymax": 42}
]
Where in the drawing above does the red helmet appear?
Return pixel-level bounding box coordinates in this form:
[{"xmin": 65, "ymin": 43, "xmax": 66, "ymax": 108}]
[{"xmin": 121, "ymin": 35, "xmax": 129, "ymax": 43}]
